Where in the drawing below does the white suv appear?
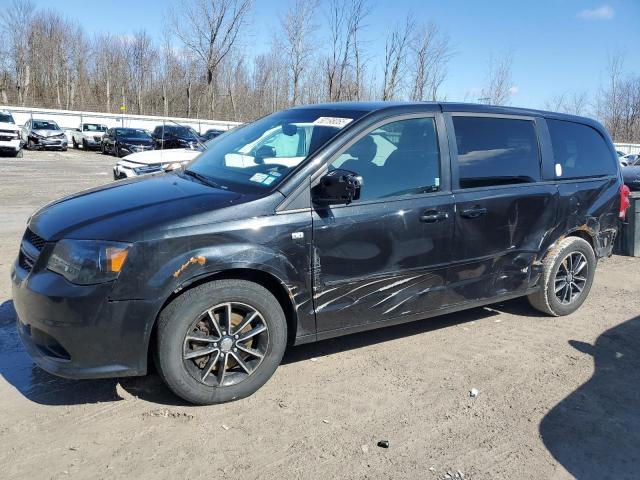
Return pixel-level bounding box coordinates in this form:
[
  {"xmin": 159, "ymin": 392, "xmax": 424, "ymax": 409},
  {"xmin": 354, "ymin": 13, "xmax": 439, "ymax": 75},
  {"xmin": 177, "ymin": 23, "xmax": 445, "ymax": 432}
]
[{"xmin": 0, "ymin": 110, "xmax": 23, "ymax": 157}]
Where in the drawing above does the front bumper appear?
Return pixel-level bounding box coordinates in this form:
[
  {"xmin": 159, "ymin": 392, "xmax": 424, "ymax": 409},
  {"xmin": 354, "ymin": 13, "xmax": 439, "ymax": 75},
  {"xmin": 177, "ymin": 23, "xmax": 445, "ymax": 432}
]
[
  {"xmin": 83, "ymin": 137, "xmax": 103, "ymax": 148},
  {"xmin": 31, "ymin": 136, "xmax": 68, "ymax": 149},
  {"xmin": 11, "ymin": 256, "xmax": 155, "ymax": 379}
]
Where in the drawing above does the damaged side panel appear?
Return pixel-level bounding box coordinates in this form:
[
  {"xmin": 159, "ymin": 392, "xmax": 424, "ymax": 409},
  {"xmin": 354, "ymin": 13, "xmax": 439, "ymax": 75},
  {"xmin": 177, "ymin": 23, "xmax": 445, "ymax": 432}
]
[
  {"xmin": 539, "ymin": 178, "xmax": 619, "ymax": 265},
  {"xmin": 110, "ymin": 209, "xmax": 315, "ymax": 343}
]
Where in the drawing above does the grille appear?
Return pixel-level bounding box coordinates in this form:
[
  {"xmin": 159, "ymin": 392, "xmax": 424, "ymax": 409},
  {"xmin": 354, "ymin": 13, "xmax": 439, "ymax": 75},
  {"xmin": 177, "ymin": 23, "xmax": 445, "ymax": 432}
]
[
  {"xmin": 0, "ymin": 129, "xmax": 17, "ymax": 134},
  {"xmin": 19, "ymin": 250, "xmax": 34, "ymax": 272},
  {"xmin": 0, "ymin": 135, "xmax": 13, "ymax": 141},
  {"xmin": 93, "ymin": 135, "xmax": 101, "ymax": 142},
  {"xmin": 24, "ymin": 229, "xmax": 46, "ymax": 252}
]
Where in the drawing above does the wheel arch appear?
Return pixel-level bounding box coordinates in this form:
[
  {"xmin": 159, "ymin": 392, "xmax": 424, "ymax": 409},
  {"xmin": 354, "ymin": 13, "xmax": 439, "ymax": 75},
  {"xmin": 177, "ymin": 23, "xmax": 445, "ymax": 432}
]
[{"xmin": 147, "ymin": 267, "xmax": 300, "ymax": 367}]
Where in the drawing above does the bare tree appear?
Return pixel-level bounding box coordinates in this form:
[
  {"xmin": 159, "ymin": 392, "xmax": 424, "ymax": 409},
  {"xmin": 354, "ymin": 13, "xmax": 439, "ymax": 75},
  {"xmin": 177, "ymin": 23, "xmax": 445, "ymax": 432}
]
[
  {"xmin": 545, "ymin": 91, "xmax": 589, "ymax": 116},
  {"xmin": 171, "ymin": 0, "xmax": 252, "ymax": 116},
  {"xmin": 324, "ymin": 0, "xmax": 370, "ymax": 102},
  {"xmin": 280, "ymin": 0, "xmax": 318, "ymax": 106},
  {"xmin": 381, "ymin": 15, "xmax": 414, "ymax": 100},
  {"xmin": 125, "ymin": 31, "xmax": 157, "ymax": 114},
  {"xmin": 1, "ymin": 0, "xmax": 35, "ymax": 105},
  {"xmin": 480, "ymin": 52, "xmax": 514, "ymax": 105},
  {"xmin": 409, "ymin": 22, "xmax": 452, "ymax": 101}
]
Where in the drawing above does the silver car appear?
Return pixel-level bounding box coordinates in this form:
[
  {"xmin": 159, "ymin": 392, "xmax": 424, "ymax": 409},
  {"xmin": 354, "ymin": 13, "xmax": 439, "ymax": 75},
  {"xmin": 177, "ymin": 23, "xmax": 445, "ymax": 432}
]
[{"xmin": 21, "ymin": 119, "xmax": 68, "ymax": 151}]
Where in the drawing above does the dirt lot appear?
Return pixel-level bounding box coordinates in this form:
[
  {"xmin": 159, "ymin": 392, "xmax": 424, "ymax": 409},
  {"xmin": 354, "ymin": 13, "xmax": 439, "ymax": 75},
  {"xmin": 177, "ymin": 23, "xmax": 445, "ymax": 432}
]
[{"xmin": 1, "ymin": 148, "xmax": 639, "ymax": 480}]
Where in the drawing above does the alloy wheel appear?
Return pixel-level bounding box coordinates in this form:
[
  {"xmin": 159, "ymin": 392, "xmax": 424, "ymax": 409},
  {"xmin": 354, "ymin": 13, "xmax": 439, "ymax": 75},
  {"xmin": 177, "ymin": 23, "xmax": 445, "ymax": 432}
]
[
  {"xmin": 182, "ymin": 302, "xmax": 268, "ymax": 387},
  {"xmin": 554, "ymin": 251, "xmax": 588, "ymax": 305}
]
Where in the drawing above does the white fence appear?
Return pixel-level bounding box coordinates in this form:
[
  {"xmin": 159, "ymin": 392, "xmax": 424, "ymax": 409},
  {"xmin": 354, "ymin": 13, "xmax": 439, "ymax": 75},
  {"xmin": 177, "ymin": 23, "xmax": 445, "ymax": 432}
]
[
  {"xmin": 0, "ymin": 105, "xmax": 242, "ymax": 136},
  {"xmin": 615, "ymin": 143, "xmax": 640, "ymax": 155}
]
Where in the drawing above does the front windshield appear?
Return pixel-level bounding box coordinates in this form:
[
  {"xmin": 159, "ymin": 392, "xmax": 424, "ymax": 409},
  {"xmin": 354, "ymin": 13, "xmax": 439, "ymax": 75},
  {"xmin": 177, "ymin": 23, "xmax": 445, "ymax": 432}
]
[
  {"xmin": 84, "ymin": 124, "xmax": 107, "ymax": 132},
  {"xmin": 33, "ymin": 121, "xmax": 60, "ymax": 130},
  {"xmin": 187, "ymin": 108, "xmax": 367, "ymax": 192},
  {"xmin": 0, "ymin": 113, "xmax": 14, "ymax": 123},
  {"xmin": 116, "ymin": 128, "xmax": 151, "ymax": 139}
]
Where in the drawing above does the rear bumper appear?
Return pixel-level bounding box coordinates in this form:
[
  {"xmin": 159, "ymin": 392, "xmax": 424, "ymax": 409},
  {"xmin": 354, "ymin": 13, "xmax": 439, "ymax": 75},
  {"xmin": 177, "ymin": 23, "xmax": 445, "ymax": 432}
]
[{"xmin": 11, "ymin": 260, "xmax": 156, "ymax": 379}]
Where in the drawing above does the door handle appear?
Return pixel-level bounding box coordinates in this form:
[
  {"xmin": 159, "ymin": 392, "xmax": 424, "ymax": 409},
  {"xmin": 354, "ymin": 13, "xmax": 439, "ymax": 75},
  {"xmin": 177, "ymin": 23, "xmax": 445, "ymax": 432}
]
[
  {"xmin": 460, "ymin": 206, "xmax": 487, "ymax": 219},
  {"xmin": 420, "ymin": 210, "xmax": 449, "ymax": 223}
]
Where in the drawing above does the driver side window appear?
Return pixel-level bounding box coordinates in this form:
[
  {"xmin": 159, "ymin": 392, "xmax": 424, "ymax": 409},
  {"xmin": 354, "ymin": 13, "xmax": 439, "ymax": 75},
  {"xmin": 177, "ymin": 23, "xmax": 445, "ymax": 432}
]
[{"xmin": 329, "ymin": 117, "xmax": 440, "ymax": 201}]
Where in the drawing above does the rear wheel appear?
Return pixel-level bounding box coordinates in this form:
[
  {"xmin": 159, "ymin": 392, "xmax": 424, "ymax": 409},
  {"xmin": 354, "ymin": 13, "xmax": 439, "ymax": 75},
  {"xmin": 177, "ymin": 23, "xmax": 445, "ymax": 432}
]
[
  {"xmin": 155, "ymin": 279, "xmax": 287, "ymax": 405},
  {"xmin": 528, "ymin": 237, "xmax": 596, "ymax": 316}
]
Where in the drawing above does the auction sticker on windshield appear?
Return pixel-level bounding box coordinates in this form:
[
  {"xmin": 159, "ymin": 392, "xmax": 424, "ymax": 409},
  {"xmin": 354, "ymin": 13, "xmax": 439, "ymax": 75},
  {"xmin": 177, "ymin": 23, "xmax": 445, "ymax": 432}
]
[{"xmin": 313, "ymin": 117, "xmax": 353, "ymax": 128}]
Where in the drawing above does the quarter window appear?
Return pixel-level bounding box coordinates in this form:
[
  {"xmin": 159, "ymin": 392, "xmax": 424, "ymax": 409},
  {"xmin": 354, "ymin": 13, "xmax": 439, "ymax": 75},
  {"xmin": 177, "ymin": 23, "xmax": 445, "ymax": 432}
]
[
  {"xmin": 547, "ymin": 119, "xmax": 617, "ymax": 179},
  {"xmin": 329, "ymin": 117, "xmax": 440, "ymax": 201},
  {"xmin": 452, "ymin": 116, "xmax": 540, "ymax": 189}
]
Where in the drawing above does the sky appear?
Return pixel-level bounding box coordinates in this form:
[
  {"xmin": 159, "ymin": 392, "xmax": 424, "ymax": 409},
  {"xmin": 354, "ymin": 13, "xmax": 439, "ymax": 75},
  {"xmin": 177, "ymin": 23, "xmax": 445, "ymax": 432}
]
[{"xmin": 3, "ymin": 0, "xmax": 639, "ymax": 110}]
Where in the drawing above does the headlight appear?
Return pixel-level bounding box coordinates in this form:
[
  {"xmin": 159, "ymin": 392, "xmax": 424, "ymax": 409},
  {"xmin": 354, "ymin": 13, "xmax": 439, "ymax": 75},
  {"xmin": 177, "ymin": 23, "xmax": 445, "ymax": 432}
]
[{"xmin": 47, "ymin": 239, "xmax": 131, "ymax": 285}]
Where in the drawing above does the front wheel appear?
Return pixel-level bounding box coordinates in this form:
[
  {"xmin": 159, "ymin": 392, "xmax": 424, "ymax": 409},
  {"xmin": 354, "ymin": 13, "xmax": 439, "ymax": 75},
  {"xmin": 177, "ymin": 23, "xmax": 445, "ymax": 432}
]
[
  {"xmin": 155, "ymin": 279, "xmax": 287, "ymax": 405},
  {"xmin": 528, "ymin": 237, "xmax": 596, "ymax": 316}
]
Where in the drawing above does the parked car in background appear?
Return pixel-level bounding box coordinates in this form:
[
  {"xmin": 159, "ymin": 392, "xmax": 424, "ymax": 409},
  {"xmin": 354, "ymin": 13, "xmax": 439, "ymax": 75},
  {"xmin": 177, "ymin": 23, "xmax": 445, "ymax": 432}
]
[
  {"xmin": 202, "ymin": 128, "xmax": 225, "ymax": 141},
  {"xmin": 621, "ymin": 154, "xmax": 639, "ymax": 166},
  {"xmin": 21, "ymin": 119, "xmax": 68, "ymax": 151},
  {"xmin": 0, "ymin": 110, "xmax": 23, "ymax": 157},
  {"xmin": 617, "ymin": 150, "xmax": 627, "ymax": 157},
  {"xmin": 622, "ymin": 165, "xmax": 640, "ymax": 191},
  {"xmin": 71, "ymin": 123, "xmax": 108, "ymax": 150},
  {"xmin": 101, "ymin": 127, "xmax": 154, "ymax": 157},
  {"xmin": 151, "ymin": 124, "xmax": 204, "ymax": 150},
  {"xmin": 113, "ymin": 148, "xmax": 201, "ymax": 179},
  {"xmin": 13, "ymin": 102, "xmax": 628, "ymax": 405},
  {"xmin": 113, "ymin": 128, "xmax": 237, "ymax": 179}
]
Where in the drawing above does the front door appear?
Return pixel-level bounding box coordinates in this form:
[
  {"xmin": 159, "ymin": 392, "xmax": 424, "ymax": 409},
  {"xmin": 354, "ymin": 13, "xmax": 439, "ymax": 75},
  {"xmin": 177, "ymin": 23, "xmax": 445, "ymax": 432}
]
[
  {"xmin": 311, "ymin": 115, "xmax": 455, "ymax": 334},
  {"xmin": 445, "ymin": 114, "xmax": 558, "ymax": 304}
]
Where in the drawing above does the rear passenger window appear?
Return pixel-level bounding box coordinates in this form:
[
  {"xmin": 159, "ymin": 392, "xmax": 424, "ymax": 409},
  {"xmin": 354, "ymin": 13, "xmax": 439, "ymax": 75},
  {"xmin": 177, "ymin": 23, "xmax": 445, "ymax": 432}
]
[
  {"xmin": 453, "ymin": 116, "xmax": 540, "ymax": 189},
  {"xmin": 547, "ymin": 119, "xmax": 617, "ymax": 179}
]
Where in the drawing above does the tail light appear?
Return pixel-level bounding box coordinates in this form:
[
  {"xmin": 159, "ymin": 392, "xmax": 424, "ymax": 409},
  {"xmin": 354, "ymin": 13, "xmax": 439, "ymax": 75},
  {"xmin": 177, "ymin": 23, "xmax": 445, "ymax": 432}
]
[{"xmin": 620, "ymin": 184, "xmax": 631, "ymax": 220}]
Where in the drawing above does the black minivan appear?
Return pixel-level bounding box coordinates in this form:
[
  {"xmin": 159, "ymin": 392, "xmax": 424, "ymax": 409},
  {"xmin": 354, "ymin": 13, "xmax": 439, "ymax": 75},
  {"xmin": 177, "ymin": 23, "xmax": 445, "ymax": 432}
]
[{"xmin": 12, "ymin": 102, "xmax": 629, "ymax": 404}]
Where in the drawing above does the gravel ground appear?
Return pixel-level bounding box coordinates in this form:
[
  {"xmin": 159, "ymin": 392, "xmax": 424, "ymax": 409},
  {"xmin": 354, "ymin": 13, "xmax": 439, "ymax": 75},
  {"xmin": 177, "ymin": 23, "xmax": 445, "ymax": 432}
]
[{"xmin": 0, "ymin": 148, "xmax": 639, "ymax": 480}]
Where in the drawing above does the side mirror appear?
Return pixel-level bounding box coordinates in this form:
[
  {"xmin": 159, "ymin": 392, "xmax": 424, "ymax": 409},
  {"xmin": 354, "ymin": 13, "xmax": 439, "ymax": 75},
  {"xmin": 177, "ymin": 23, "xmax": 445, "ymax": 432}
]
[{"xmin": 312, "ymin": 169, "xmax": 362, "ymax": 206}]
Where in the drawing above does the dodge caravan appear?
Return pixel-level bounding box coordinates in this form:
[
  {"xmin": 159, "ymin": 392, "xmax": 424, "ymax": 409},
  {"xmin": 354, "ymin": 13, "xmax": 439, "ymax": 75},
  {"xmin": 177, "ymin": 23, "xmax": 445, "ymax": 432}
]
[{"xmin": 12, "ymin": 102, "xmax": 629, "ymax": 404}]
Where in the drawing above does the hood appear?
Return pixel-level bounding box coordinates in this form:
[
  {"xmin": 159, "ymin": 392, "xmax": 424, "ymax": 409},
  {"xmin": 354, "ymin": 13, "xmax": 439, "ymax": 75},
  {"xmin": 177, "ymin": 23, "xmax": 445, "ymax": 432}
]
[
  {"xmin": 0, "ymin": 121, "xmax": 18, "ymax": 132},
  {"xmin": 87, "ymin": 131, "xmax": 105, "ymax": 137},
  {"xmin": 32, "ymin": 129, "xmax": 64, "ymax": 137},
  {"xmin": 122, "ymin": 148, "xmax": 201, "ymax": 165},
  {"xmin": 29, "ymin": 173, "xmax": 254, "ymax": 242}
]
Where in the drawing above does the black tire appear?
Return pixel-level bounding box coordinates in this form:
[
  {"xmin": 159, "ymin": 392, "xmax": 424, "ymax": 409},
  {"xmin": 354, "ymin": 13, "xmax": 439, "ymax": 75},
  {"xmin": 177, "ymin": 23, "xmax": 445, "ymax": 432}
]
[
  {"xmin": 528, "ymin": 237, "xmax": 596, "ymax": 316},
  {"xmin": 72, "ymin": 137, "xmax": 78, "ymax": 149},
  {"xmin": 101, "ymin": 143, "xmax": 107, "ymax": 154},
  {"xmin": 27, "ymin": 139, "xmax": 35, "ymax": 150},
  {"xmin": 155, "ymin": 279, "xmax": 287, "ymax": 405},
  {"xmin": 61, "ymin": 147, "xmax": 67, "ymax": 152}
]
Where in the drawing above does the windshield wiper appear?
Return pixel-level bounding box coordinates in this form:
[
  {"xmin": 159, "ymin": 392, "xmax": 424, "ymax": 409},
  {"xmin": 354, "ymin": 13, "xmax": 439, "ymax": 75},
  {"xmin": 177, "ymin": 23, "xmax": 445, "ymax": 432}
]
[{"xmin": 183, "ymin": 170, "xmax": 223, "ymax": 189}]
